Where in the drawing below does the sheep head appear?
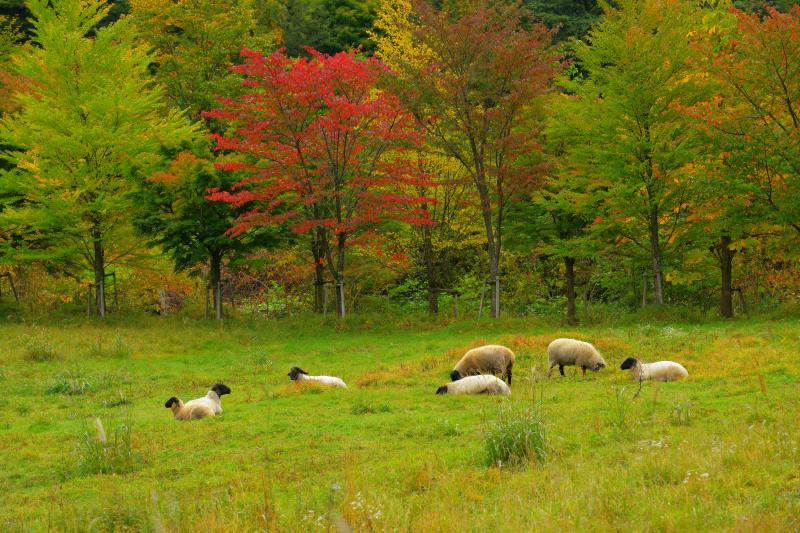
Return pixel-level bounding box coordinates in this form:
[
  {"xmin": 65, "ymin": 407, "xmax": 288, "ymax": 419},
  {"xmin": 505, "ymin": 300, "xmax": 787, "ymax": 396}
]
[
  {"xmin": 164, "ymin": 397, "xmax": 181, "ymax": 408},
  {"xmin": 449, "ymin": 370, "xmax": 462, "ymax": 382},
  {"xmin": 211, "ymin": 383, "xmax": 231, "ymax": 396},
  {"xmin": 620, "ymin": 357, "xmax": 638, "ymax": 370},
  {"xmin": 436, "ymin": 385, "xmax": 448, "ymax": 395},
  {"xmin": 287, "ymin": 367, "xmax": 308, "ymax": 381}
]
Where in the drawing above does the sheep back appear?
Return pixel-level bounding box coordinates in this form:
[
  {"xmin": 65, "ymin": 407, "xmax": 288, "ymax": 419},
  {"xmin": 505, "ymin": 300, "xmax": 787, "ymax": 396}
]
[
  {"xmin": 644, "ymin": 361, "xmax": 689, "ymax": 381},
  {"xmin": 547, "ymin": 338, "xmax": 606, "ymax": 368},
  {"xmin": 453, "ymin": 345, "xmax": 515, "ymax": 378}
]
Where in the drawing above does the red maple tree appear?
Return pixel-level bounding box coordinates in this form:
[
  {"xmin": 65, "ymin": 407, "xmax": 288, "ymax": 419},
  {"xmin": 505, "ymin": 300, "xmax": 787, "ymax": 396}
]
[{"xmin": 205, "ymin": 47, "xmax": 432, "ymax": 316}]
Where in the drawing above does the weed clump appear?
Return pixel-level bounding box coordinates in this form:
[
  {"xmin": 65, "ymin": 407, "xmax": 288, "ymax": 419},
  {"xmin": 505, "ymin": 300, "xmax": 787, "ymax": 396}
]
[
  {"xmin": 75, "ymin": 417, "xmax": 140, "ymax": 476},
  {"xmin": 47, "ymin": 367, "xmax": 90, "ymax": 395},
  {"xmin": 484, "ymin": 403, "xmax": 547, "ymax": 468},
  {"xmin": 25, "ymin": 338, "xmax": 60, "ymax": 362},
  {"xmin": 86, "ymin": 334, "xmax": 131, "ymax": 359},
  {"xmin": 351, "ymin": 399, "xmax": 391, "ymax": 415}
]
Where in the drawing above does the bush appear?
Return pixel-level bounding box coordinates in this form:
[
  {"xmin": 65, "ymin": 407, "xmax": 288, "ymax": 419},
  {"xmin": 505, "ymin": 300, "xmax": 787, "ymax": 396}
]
[{"xmin": 484, "ymin": 403, "xmax": 547, "ymax": 468}]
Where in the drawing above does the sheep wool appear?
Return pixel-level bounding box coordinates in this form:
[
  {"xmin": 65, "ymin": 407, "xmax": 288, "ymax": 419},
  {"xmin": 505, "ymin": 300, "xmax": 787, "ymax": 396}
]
[
  {"xmin": 436, "ymin": 375, "xmax": 511, "ymax": 396},
  {"xmin": 451, "ymin": 345, "xmax": 515, "ymax": 385},
  {"xmin": 547, "ymin": 338, "xmax": 607, "ymax": 377},
  {"xmin": 288, "ymin": 367, "xmax": 347, "ymax": 388},
  {"xmin": 620, "ymin": 357, "xmax": 688, "ymax": 382}
]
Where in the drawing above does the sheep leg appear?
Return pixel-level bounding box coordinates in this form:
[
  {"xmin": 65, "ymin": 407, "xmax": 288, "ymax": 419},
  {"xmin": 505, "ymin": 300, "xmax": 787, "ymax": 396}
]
[
  {"xmin": 506, "ymin": 365, "xmax": 512, "ymax": 385},
  {"xmin": 559, "ymin": 364, "xmax": 565, "ymax": 377},
  {"xmin": 581, "ymin": 366, "xmax": 587, "ymax": 376},
  {"xmin": 632, "ymin": 379, "xmax": 643, "ymax": 399},
  {"xmin": 547, "ymin": 363, "xmax": 554, "ymax": 378}
]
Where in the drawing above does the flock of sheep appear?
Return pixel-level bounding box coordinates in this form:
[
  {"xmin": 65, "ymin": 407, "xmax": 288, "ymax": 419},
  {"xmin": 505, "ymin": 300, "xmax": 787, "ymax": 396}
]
[{"xmin": 164, "ymin": 338, "xmax": 689, "ymax": 420}]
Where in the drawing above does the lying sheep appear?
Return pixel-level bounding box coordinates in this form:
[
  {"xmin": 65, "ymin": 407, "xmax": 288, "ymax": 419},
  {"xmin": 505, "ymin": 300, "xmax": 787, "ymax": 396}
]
[
  {"xmin": 164, "ymin": 397, "xmax": 214, "ymax": 420},
  {"xmin": 164, "ymin": 383, "xmax": 231, "ymax": 421},
  {"xmin": 620, "ymin": 357, "xmax": 688, "ymax": 382},
  {"xmin": 547, "ymin": 338, "xmax": 606, "ymax": 378},
  {"xmin": 436, "ymin": 375, "xmax": 511, "ymax": 396},
  {"xmin": 451, "ymin": 345, "xmax": 515, "ymax": 385},
  {"xmin": 288, "ymin": 366, "xmax": 347, "ymax": 388}
]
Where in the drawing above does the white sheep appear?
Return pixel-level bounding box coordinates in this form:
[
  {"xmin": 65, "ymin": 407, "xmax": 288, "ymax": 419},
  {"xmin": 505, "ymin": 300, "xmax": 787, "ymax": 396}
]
[
  {"xmin": 547, "ymin": 338, "xmax": 607, "ymax": 378},
  {"xmin": 620, "ymin": 357, "xmax": 688, "ymax": 382},
  {"xmin": 436, "ymin": 374, "xmax": 511, "ymax": 396},
  {"xmin": 451, "ymin": 345, "xmax": 515, "ymax": 385},
  {"xmin": 165, "ymin": 383, "xmax": 231, "ymax": 420},
  {"xmin": 164, "ymin": 397, "xmax": 214, "ymax": 420},
  {"xmin": 288, "ymin": 366, "xmax": 347, "ymax": 388}
]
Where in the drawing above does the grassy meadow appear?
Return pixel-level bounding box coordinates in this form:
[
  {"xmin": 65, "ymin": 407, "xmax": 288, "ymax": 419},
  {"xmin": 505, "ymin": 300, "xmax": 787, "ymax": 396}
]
[{"xmin": 1, "ymin": 311, "xmax": 799, "ymax": 532}]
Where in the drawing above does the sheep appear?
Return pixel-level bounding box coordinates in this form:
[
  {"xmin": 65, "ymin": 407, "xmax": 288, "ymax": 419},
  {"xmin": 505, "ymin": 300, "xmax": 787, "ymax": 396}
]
[
  {"xmin": 450, "ymin": 345, "xmax": 515, "ymax": 385},
  {"xmin": 546, "ymin": 338, "xmax": 607, "ymax": 378},
  {"xmin": 164, "ymin": 383, "xmax": 231, "ymax": 421},
  {"xmin": 620, "ymin": 357, "xmax": 688, "ymax": 382},
  {"xmin": 436, "ymin": 375, "xmax": 511, "ymax": 396},
  {"xmin": 287, "ymin": 366, "xmax": 347, "ymax": 388},
  {"xmin": 164, "ymin": 397, "xmax": 215, "ymax": 420}
]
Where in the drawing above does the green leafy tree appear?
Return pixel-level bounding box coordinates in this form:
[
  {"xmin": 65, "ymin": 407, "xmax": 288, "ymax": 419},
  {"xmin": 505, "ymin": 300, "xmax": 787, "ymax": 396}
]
[
  {"xmin": 129, "ymin": 0, "xmax": 280, "ymax": 319},
  {"xmin": 0, "ymin": 0, "xmax": 195, "ymax": 316},
  {"xmin": 550, "ymin": 0, "xmax": 715, "ymax": 306}
]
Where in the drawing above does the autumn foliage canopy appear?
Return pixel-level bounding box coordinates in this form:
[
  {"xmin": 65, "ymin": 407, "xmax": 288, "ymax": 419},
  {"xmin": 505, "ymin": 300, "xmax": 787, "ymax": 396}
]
[{"xmin": 205, "ymin": 47, "xmax": 433, "ymax": 239}]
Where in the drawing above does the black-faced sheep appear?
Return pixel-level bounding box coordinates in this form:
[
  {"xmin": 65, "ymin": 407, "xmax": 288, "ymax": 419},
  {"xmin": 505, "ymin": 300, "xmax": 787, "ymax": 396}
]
[
  {"xmin": 451, "ymin": 345, "xmax": 515, "ymax": 385},
  {"xmin": 620, "ymin": 357, "xmax": 688, "ymax": 382},
  {"xmin": 165, "ymin": 383, "xmax": 231, "ymax": 421},
  {"xmin": 288, "ymin": 367, "xmax": 347, "ymax": 388},
  {"xmin": 164, "ymin": 397, "xmax": 214, "ymax": 420},
  {"xmin": 436, "ymin": 375, "xmax": 511, "ymax": 396},
  {"xmin": 547, "ymin": 338, "xmax": 606, "ymax": 378}
]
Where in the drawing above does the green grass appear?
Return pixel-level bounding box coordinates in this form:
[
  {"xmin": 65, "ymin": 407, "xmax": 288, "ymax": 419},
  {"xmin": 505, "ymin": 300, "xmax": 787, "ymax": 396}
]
[{"xmin": 1, "ymin": 313, "xmax": 799, "ymax": 531}]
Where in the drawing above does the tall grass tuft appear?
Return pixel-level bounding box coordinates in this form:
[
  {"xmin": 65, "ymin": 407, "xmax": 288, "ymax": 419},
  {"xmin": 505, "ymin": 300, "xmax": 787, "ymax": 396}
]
[
  {"xmin": 75, "ymin": 416, "xmax": 140, "ymax": 476},
  {"xmin": 606, "ymin": 386, "xmax": 633, "ymax": 433},
  {"xmin": 484, "ymin": 403, "xmax": 547, "ymax": 468},
  {"xmin": 47, "ymin": 366, "xmax": 90, "ymax": 395},
  {"xmin": 86, "ymin": 334, "xmax": 131, "ymax": 359},
  {"xmin": 25, "ymin": 337, "xmax": 60, "ymax": 362}
]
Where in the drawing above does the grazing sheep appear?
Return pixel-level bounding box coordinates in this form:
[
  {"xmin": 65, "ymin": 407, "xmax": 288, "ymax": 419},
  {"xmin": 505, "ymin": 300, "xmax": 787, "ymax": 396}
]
[
  {"xmin": 288, "ymin": 366, "xmax": 347, "ymax": 388},
  {"xmin": 436, "ymin": 375, "xmax": 511, "ymax": 396},
  {"xmin": 164, "ymin": 383, "xmax": 231, "ymax": 421},
  {"xmin": 620, "ymin": 357, "xmax": 688, "ymax": 382},
  {"xmin": 547, "ymin": 338, "xmax": 607, "ymax": 378},
  {"xmin": 451, "ymin": 345, "xmax": 515, "ymax": 385},
  {"xmin": 164, "ymin": 397, "xmax": 215, "ymax": 421}
]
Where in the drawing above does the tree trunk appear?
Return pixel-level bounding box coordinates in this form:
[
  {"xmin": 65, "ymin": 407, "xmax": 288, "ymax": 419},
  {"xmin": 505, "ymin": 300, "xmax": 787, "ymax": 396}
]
[
  {"xmin": 648, "ymin": 206, "xmax": 664, "ymax": 305},
  {"xmin": 474, "ymin": 170, "xmax": 500, "ymax": 319},
  {"xmin": 421, "ymin": 219, "xmax": 439, "ymax": 315},
  {"xmin": 564, "ymin": 256, "xmax": 577, "ymax": 325},
  {"xmin": 92, "ymin": 227, "xmax": 106, "ymax": 317},
  {"xmin": 312, "ymin": 235, "xmax": 326, "ymax": 314},
  {"xmin": 334, "ymin": 233, "xmax": 346, "ymax": 318},
  {"xmin": 209, "ymin": 252, "xmax": 223, "ymax": 321},
  {"xmin": 717, "ymin": 235, "xmax": 735, "ymax": 318}
]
